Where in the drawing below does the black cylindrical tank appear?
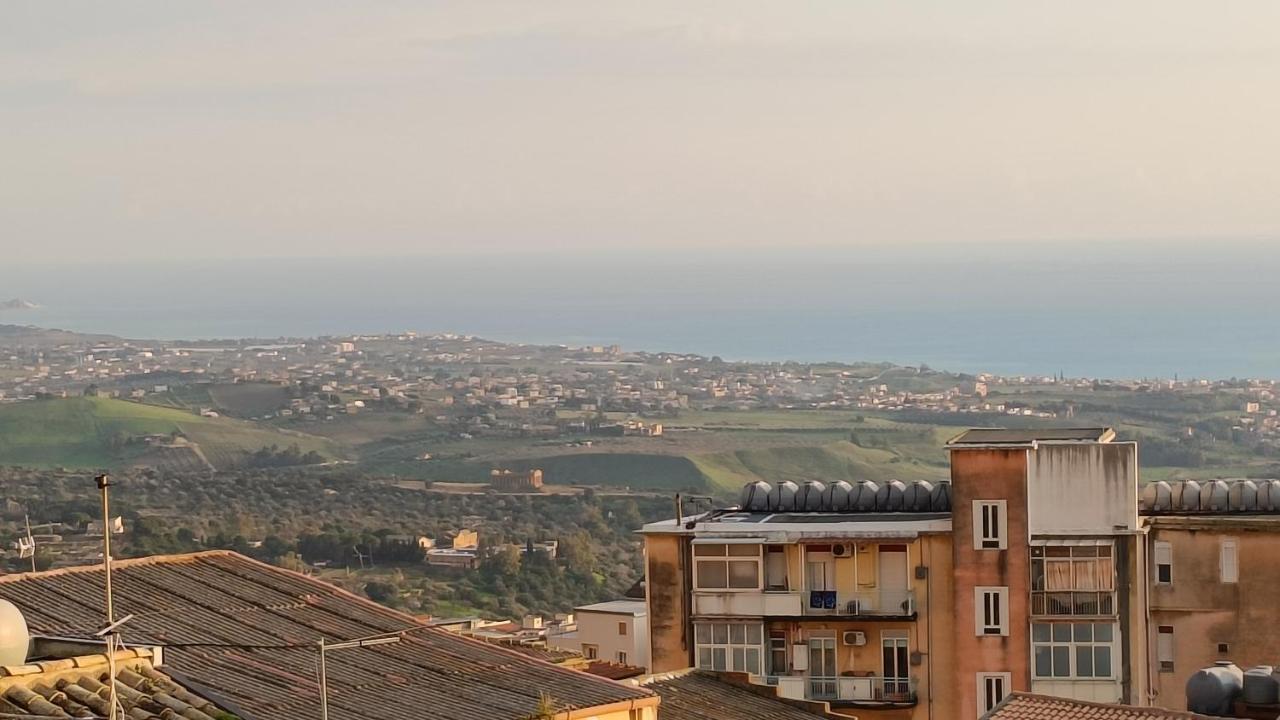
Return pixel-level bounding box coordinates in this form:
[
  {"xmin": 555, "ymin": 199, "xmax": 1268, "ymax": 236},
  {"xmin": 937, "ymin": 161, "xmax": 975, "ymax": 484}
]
[{"xmin": 1186, "ymin": 661, "xmax": 1243, "ymax": 715}]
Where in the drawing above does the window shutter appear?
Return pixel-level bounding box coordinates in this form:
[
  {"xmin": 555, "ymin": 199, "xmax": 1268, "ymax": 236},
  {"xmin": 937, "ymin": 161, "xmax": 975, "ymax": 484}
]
[{"xmin": 1220, "ymin": 539, "xmax": 1238, "ymax": 583}]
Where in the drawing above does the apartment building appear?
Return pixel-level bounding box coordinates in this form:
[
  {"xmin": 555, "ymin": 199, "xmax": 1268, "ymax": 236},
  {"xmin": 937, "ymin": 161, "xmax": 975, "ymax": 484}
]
[
  {"xmin": 1142, "ymin": 478, "xmax": 1280, "ymax": 711},
  {"xmin": 642, "ymin": 427, "xmax": 1150, "ymax": 720}
]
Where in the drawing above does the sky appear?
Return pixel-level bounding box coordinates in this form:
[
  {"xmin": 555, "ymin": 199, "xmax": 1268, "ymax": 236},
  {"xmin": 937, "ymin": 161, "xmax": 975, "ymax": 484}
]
[{"xmin": 3, "ymin": 1, "xmax": 1280, "ymax": 262}]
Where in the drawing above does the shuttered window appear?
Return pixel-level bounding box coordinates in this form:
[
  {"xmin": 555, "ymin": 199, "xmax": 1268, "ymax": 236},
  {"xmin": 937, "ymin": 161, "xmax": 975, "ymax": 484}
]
[
  {"xmin": 975, "ymin": 587, "xmax": 1008, "ymax": 636},
  {"xmin": 1220, "ymin": 539, "xmax": 1238, "ymax": 584},
  {"xmin": 1154, "ymin": 541, "xmax": 1172, "ymax": 585}
]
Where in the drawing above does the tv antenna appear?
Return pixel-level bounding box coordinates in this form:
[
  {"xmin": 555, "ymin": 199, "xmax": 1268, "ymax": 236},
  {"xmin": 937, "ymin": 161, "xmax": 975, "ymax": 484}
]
[
  {"xmin": 21, "ymin": 514, "xmax": 36, "ymax": 572},
  {"xmin": 96, "ymin": 474, "xmax": 125, "ymax": 720}
]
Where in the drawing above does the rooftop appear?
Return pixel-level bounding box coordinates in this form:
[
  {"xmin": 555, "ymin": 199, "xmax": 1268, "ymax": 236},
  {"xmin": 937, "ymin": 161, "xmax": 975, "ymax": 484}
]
[
  {"xmin": 641, "ymin": 511, "xmax": 952, "ymax": 539},
  {"xmin": 575, "ymin": 600, "xmax": 646, "ymax": 616},
  {"xmin": 982, "ymin": 693, "xmax": 1214, "ymax": 720},
  {"xmin": 0, "ymin": 646, "xmax": 231, "ymax": 720},
  {"xmin": 948, "ymin": 427, "xmax": 1115, "ymax": 446},
  {"xmin": 0, "ymin": 551, "xmax": 655, "ymax": 720},
  {"xmin": 643, "ymin": 671, "xmax": 834, "ymax": 720}
]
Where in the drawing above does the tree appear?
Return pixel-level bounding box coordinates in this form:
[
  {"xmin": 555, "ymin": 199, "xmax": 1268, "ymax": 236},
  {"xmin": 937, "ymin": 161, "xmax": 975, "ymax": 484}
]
[
  {"xmin": 365, "ymin": 581, "xmax": 397, "ymax": 605},
  {"xmin": 483, "ymin": 545, "xmax": 522, "ymax": 578}
]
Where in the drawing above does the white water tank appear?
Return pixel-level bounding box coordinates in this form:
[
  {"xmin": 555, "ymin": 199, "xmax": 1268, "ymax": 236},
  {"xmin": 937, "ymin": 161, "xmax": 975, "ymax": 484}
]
[{"xmin": 0, "ymin": 599, "xmax": 30, "ymax": 666}]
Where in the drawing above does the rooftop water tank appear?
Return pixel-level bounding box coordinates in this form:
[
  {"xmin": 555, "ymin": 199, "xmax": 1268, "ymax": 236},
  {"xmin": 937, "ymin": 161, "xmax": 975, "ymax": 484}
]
[
  {"xmin": 1243, "ymin": 665, "xmax": 1278, "ymax": 705},
  {"xmin": 769, "ymin": 481, "xmax": 799, "ymax": 512},
  {"xmin": 930, "ymin": 481, "xmax": 952, "ymax": 512},
  {"xmin": 904, "ymin": 481, "xmax": 934, "ymax": 512},
  {"xmin": 877, "ymin": 480, "xmax": 906, "ymax": 512},
  {"xmin": 824, "ymin": 481, "xmax": 853, "ymax": 512},
  {"xmin": 850, "ymin": 480, "xmax": 879, "ymax": 511},
  {"xmin": 1178, "ymin": 480, "xmax": 1202, "ymax": 512},
  {"xmin": 1187, "ymin": 661, "xmax": 1243, "ymax": 716},
  {"xmin": 0, "ymin": 599, "xmax": 29, "ymax": 666},
  {"xmin": 740, "ymin": 481, "xmax": 772, "ymax": 512},
  {"xmin": 1230, "ymin": 480, "xmax": 1259, "ymax": 512},
  {"xmin": 796, "ymin": 481, "xmax": 827, "ymax": 511},
  {"xmin": 1265, "ymin": 480, "xmax": 1280, "ymax": 512},
  {"xmin": 1202, "ymin": 480, "xmax": 1231, "ymax": 512},
  {"xmin": 1143, "ymin": 481, "xmax": 1173, "ymax": 513}
]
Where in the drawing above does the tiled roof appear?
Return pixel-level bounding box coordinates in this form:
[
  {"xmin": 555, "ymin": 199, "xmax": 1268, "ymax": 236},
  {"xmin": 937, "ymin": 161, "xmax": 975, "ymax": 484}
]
[
  {"xmin": 0, "ymin": 551, "xmax": 655, "ymax": 720},
  {"xmin": 644, "ymin": 672, "xmax": 832, "ymax": 720},
  {"xmin": 0, "ymin": 648, "xmax": 230, "ymax": 720},
  {"xmin": 583, "ymin": 661, "xmax": 646, "ymax": 681},
  {"xmin": 983, "ymin": 693, "xmax": 1216, "ymax": 720}
]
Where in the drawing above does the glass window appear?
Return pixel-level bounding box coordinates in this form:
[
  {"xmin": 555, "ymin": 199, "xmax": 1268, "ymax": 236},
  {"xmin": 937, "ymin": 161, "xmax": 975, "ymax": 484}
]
[
  {"xmin": 694, "ymin": 622, "xmax": 766, "ymax": 675},
  {"xmin": 697, "ymin": 561, "xmax": 729, "ymax": 589},
  {"xmin": 1031, "ymin": 544, "xmax": 1117, "ymax": 618},
  {"xmin": 695, "ymin": 545, "xmax": 761, "ymax": 590},
  {"xmin": 730, "ymin": 624, "xmax": 746, "ymax": 644},
  {"xmin": 1033, "ymin": 621, "xmax": 1117, "ymax": 679}
]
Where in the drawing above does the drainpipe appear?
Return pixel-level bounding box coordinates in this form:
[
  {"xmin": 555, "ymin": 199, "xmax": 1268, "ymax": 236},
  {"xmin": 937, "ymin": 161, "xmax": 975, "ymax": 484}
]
[
  {"xmin": 925, "ymin": 538, "xmax": 934, "ymax": 720},
  {"xmin": 1144, "ymin": 528, "xmax": 1156, "ymax": 704}
]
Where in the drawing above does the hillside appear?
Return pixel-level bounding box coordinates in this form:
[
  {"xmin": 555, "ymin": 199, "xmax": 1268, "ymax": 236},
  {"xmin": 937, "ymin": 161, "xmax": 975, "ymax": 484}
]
[{"xmin": 0, "ymin": 397, "xmax": 338, "ymax": 470}]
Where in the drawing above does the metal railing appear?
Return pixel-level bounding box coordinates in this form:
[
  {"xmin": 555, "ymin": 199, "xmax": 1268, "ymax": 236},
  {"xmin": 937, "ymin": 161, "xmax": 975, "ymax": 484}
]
[
  {"xmin": 770, "ymin": 675, "xmax": 918, "ymax": 704},
  {"xmin": 804, "ymin": 589, "xmax": 915, "ymax": 616}
]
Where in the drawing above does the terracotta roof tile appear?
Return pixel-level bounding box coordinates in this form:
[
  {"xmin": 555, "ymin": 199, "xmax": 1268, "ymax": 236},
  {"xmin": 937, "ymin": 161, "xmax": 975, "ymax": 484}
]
[
  {"xmin": 0, "ymin": 551, "xmax": 654, "ymax": 720},
  {"xmin": 984, "ymin": 692, "xmax": 1218, "ymax": 720},
  {"xmin": 644, "ymin": 672, "xmax": 834, "ymax": 720}
]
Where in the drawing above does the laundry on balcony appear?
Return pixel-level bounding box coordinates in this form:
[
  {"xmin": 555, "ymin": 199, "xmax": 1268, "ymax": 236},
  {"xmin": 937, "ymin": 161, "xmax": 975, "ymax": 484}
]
[{"xmin": 809, "ymin": 590, "xmax": 837, "ymax": 609}]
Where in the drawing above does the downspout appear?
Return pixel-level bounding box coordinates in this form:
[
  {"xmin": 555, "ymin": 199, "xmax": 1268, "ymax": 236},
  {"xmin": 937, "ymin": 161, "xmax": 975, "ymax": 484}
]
[
  {"xmin": 926, "ymin": 538, "xmax": 934, "ymax": 720},
  {"xmin": 1144, "ymin": 527, "xmax": 1156, "ymax": 704}
]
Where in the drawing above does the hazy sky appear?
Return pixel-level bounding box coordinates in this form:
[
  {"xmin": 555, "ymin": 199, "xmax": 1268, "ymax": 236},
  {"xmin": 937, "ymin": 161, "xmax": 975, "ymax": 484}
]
[{"xmin": 3, "ymin": 1, "xmax": 1279, "ymax": 262}]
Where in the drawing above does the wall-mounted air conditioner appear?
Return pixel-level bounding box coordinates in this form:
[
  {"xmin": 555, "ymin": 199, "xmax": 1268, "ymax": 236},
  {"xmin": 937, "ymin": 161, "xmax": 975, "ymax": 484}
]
[{"xmin": 842, "ymin": 631, "xmax": 866, "ymax": 646}]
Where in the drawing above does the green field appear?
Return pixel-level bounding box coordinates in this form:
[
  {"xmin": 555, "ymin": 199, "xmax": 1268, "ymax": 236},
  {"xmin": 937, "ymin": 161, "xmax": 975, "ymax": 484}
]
[{"xmin": 0, "ymin": 397, "xmax": 338, "ymax": 470}]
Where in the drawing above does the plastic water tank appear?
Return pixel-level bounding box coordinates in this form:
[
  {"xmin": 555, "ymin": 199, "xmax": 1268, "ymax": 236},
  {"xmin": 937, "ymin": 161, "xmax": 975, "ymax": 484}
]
[
  {"xmin": 769, "ymin": 481, "xmax": 799, "ymax": 512},
  {"xmin": 1178, "ymin": 480, "xmax": 1202, "ymax": 512},
  {"xmin": 1143, "ymin": 481, "xmax": 1173, "ymax": 513},
  {"xmin": 824, "ymin": 481, "xmax": 853, "ymax": 512},
  {"xmin": 739, "ymin": 481, "xmax": 772, "ymax": 512},
  {"xmin": 850, "ymin": 480, "xmax": 879, "ymax": 511},
  {"xmin": 930, "ymin": 481, "xmax": 952, "ymax": 512},
  {"xmin": 796, "ymin": 481, "xmax": 827, "ymax": 511},
  {"xmin": 1263, "ymin": 479, "xmax": 1280, "ymax": 512},
  {"xmin": 1243, "ymin": 665, "xmax": 1278, "ymax": 705},
  {"xmin": 0, "ymin": 599, "xmax": 29, "ymax": 666},
  {"xmin": 1202, "ymin": 480, "xmax": 1231, "ymax": 512},
  {"xmin": 904, "ymin": 481, "xmax": 934, "ymax": 511},
  {"xmin": 1230, "ymin": 480, "xmax": 1259, "ymax": 512},
  {"xmin": 1187, "ymin": 661, "xmax": 1243, "ymax": 715},
  {"xmin": 876, "ymin": 480, "xmax": 906, "ymax": 511}
]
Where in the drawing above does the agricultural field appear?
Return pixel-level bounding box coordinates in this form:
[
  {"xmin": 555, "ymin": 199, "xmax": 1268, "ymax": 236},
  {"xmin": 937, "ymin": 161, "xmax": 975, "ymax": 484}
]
[{"xmin": 0, "ymin": 397, "xmax": 338, "ymax": 470}]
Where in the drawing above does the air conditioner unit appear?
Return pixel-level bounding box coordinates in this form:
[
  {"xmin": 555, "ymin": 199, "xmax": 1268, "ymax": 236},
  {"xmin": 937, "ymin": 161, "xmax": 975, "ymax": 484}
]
[
  {"xmin": 842, "ymin": 631, "xmax": 866, "ymax": 646},
  {"xmin": 832, "ymin": 544, "xmax": 850, "ymax": 558}
]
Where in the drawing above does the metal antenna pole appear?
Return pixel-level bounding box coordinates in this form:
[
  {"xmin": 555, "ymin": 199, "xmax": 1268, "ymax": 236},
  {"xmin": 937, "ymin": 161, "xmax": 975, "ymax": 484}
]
[
  {"xmin": 96, "ymin": 474, "xmax": 119, "ymax": 720},
  {"xmin": 317, "ymin": 638, "xmax": 329, "ymax": 720},
  {"xmin": 24, "ymin": 514, "xmax": 36, "ymax": 573}
]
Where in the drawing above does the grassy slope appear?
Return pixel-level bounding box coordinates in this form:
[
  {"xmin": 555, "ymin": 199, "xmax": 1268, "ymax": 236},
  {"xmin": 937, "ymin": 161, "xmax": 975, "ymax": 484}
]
[{"xmin": 0, "ymin": 397, "xmax": 337, "ymax": 469}]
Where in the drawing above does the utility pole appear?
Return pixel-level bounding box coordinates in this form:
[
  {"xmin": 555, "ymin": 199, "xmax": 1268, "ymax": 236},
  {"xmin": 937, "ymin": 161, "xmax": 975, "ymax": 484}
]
[
  {"xmin": 96, "ymin": 473, "xmax": 121, "ymax": 720},
  {"xmin": 316, "ymin": 634, "xmax": 401, "ymax": 720}
]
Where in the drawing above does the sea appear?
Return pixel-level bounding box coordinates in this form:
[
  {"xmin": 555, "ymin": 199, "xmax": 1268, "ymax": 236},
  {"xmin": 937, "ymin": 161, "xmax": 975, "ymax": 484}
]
[{"xmin": 2, "ymin": 243, "xmax": 1278, "ymax": 381}]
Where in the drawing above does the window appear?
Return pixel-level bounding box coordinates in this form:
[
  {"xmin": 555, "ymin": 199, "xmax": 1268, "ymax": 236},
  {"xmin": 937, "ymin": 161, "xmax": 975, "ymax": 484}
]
[
  {"xmin": 765, "ymin": 545, "xmax": 788, "ymax": 590},
  {"xmin": 1158, "ymin": 626, "xmax": 1175, "ymax": 672},
  {"xmin": 768, "ymin": 632, "xmax": 788, "ymax": 674},
  {"xmin": 1154, "ymin": 541, "xmax": 1172, "ymax": 585},
  {"xmin": 695, "ymin": 622, "xmax": 763, "ymax": 675},
  {"xmin": 975, "ymin": 587, "xmax": 1008, "ymax": 636},
  {"xmin": 973, "ymin": 501, "xmax": 1007, "ymax": 550},
  {"xmin": 977, "ymin": 673, "xmax": 1011, "ymax": 715},
  {"xmin": 1220, "ymin": 539, "xmax": 1238, "ymax": 584},
  {"xmin": 1031, "ymin": 545, "xmax": 1116, "ymax": 617},
  {"xmin": 617, "ymin": 651, "xmax": 628, "ymax": 664},
  {"xmin": 618, "ymin": 621, "xmax": 628, "ymax": 636},
  {"xmin": 1032, "ymin": 622, "xmax": 1115, "ymax": 679},
  {"xmin": 583, "ymin": 644, "xmax": 599, "ymax": 660},
  {"xmin": 694, "ymin": 543, "xmax": 761, "ymax": 590}
]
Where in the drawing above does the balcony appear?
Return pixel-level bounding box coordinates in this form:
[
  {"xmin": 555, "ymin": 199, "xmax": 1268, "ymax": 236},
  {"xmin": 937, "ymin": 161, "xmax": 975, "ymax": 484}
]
[
  {"xmin": 771, "ymin": 675, "xmax": 918, "ymax": 707},
  {"xmin": 692, "ymin": 589, "xmax": 915, "ymax": 618}
]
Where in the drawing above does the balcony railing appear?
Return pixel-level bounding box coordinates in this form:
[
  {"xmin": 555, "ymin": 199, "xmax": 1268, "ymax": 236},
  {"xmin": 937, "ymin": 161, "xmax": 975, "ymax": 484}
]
[
  {"xmin": 770, "ymin": 675, "xmax": 918, "ymax": 705},
  {"xmin": 804, "ymin": 589, "xmax": 915, "ymax": 616},
  {"xmin": 693, "ymin": 589, "xmax": 916, "ymax": 617}
]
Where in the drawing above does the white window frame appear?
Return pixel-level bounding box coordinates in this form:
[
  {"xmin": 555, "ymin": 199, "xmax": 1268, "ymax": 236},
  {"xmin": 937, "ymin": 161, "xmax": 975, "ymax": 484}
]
[
  {"xmin": 1154, "ymin": 541, "xmax": 1173, "ymax": 586},
  {"xmin": 694, "ymin": 622, "xmax": 764, "ymax": 675},
  {"xmin": 1220, "ymin": 538, "xmax": 1238, "ymax": 584},
  {"xmin": 694, "ymin": 543, "xmax": 763, "ymax": 591},
  {"xmin": 1157, "ymin": 625, "xmax": 1175, "ymax": 672},
  {"xmin": 1032, "ymin": 621, "xmax": 1116, "ymax": 680},
  {"xmin": 617, "ymin": 650, "xmax": 628, "ymax": 664},
  {"xmin": 976, "ymin": 672, "xmax": 1011, "ymax": 716},
  {"xmin": 973, "ymin": 500, "xmax": 1008, "ymax": 550},
  {"xmin": 975, "ymin": 587, "xmax": 1009, "ymax": 636},
  {"xmin": 583, "ymin": 643, "xmax": 599, "ymax": 660}
]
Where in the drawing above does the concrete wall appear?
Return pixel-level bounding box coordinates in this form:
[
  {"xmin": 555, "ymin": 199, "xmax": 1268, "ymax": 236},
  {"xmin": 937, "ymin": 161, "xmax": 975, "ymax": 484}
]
[
  {"xmin": 645, "ymin": 532, "xmax": 692, "ymax": 673},
  {"xmin": 1027, "ymin": 443, "xmax": 1139, "ymax": 535},
  {"xmin": 950, "ymin": 448, "xmax": 1032, "ymax": 720},
  {"xmin": 1148, "ymin": 520, "xmax": 1280, "ymax": 710},
  {"xmin": 574, "ymin": 609, "xmax": 650, "ymax": 668}
]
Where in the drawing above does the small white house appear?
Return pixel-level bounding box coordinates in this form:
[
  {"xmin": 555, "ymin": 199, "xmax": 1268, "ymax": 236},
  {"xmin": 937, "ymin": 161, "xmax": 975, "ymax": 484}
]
[{"xmin": 547, "ymin": 600, "xmax": 649, "ymax": 670}]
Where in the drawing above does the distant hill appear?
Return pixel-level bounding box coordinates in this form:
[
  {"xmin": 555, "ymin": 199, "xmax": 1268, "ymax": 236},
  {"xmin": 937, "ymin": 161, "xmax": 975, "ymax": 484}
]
[
  {"xmin": 0, "ymin": 397, "xmax": 338, "ymax": 470},
  {"xmin": 0, "ymin": 299, "xmax": 38, "ymax": 311},
  {"xmin": 0, "ymin": 324, "xmax": 123, "ymax": 348}
]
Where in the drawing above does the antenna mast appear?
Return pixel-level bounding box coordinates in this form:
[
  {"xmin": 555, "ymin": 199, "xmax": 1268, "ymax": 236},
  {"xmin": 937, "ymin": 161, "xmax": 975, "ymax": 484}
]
[{"xmin": 96, "ymin": 474, "xmax": 121, "ymax": 720}]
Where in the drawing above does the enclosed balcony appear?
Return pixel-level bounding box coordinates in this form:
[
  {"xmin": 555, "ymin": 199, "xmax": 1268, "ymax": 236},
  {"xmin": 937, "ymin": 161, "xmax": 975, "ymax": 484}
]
[
  {"xmin": 770, "ymin": 675, "xmax": 919, "ymax": 707},
  {"xmin": 692, "ymin": 588, "xmax": 916, "ymax": 618}
]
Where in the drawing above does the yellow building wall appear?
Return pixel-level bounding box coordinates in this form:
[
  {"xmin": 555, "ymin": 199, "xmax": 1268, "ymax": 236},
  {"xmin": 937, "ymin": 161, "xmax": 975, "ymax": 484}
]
[{"xmin": 645, "ymin": 532, "xmax": 692, "ymax": 673}]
